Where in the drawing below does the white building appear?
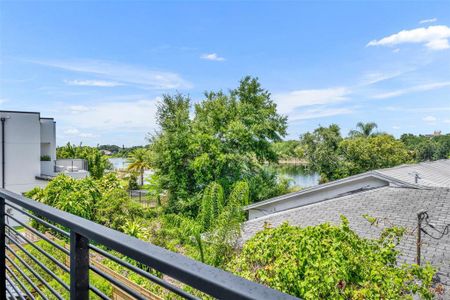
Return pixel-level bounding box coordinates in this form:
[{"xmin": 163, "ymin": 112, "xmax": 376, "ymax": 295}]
[{"xmin": 0, "ymin": 110, "xmax": 88, "ymax": 194}]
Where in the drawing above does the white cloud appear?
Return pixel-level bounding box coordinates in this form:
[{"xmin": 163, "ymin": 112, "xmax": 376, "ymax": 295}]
[
  {"xmin": 361, "ymin": 71, "xmax": 406, "ymax": 85},
  {"xmin": 63, "ymin": 128, "xmax": 80, "ymax": 135},
  {"xmin": 372, "ymin": 81, "xmax": 450, "ymax": 99},
  {"xmin": 63, "ymin": 128, "xmax": 96, "ymax": 138},
  {"xmin": 61, "ymin": 97, "xmax": 160, "ymax": 132},
  {"xmin": 392, "ymin": 126, "xmax": 401, "ymax": 130},
  {"xmin": 444, "ymin": 119, "xmax": 450, "ymax": 124},
  {"xmin": 423, "ymin": 115, "xmax": 437, "ymax": 123},
  {"xmin": 419, "ymin": 18, "xmax": 437, "ymax": 24},
  {"xmin": 64, "ymin": 79, "xmax": 122, "ymax": 87},
  {"xmin": 69, "ymin": 105, "xmax": 90, "ymax": 113},
  {"xmin": 0, "ymin": 98, "xmax": 9, "ymax": 104},
  {"xmin": 275, "ymin": 87, "xmax": 351, "ymax": 114},
  {"xmin": 367, "ymin": 25, "xmax": 450, "ymax": 50},
  {"xmin": 289, "ymin": 107, "xmax": 354, "ymax": 121},
  {"xmin": 200, "ymin": 53, "xmax": 225, "ymax": 61},
  {"xmin": 31, "ymin": 59, "xmax": 192, "ymax": 89}
]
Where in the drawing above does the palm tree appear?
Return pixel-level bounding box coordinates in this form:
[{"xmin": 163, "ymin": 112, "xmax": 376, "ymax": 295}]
[
  {"xmin": 348, "ymin": 122, "xmax": 378, "ymax": 138},
  {"xmin": 127, "ymin": 148, "xmax": 152, "ymax": 186}
]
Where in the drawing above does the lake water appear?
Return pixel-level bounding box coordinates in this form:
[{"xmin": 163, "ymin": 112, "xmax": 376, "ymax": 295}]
[
  {"xmin": 269, "ymin": 164, "xmax": 320, "ymax": 188},
  {"xmin": 109, "ymin": 158, "xmax": 319, "ymax": 188}
]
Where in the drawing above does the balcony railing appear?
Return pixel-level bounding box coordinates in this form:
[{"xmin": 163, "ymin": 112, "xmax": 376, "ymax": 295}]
[{"xmin": 0, "ymin": 189, "xmax": 298, "ymax": 300}]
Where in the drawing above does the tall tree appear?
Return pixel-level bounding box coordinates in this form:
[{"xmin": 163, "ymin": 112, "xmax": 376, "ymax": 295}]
[
  {"xmin": 150, "ymin": 77, "xmax": 287, "ymax": 213},
  {"xmin": 300, "ymin": 124, "xmax": 344, "ymax": 182},
  {"xmin": 348, "ymin": 122, "xmax": 378, "ymax": 138}
]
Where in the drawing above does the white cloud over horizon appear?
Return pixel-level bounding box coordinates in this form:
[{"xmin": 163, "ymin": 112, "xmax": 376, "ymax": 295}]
[
  {"xmin": 367, "ymin": 25, "xmax": 450, "ymax": 50},
  {"xmin": 200, "ymin": 53, "xmax": 225, "ymax": 61},
  {"xmin": 64, "ymin": 79, "xmax": 122, "ymax": 87},
  {"xmin": 63, "ymin": 128, "xmax": 97, "ymax": 139},
  {"xmin": 423, "ymin": 115, "xmax": 437, "ymax": 123},
  {"xmin": 372, "ymin": 81, "xmax": 450, "ymax": 99},
  {"xmin": 60, "ymin": 98, "xmax": 160, "ymax": 133},
  {"xmin": 289, "ymin": 107, "xmax": 354, "ymax": 122},
  {"xmin": 30, "ymin": 59, "xmax": 192, "ymax": 89},
  {"xmin": 275, "ymin": 87, "xmax": 351, "ymax": 114}
]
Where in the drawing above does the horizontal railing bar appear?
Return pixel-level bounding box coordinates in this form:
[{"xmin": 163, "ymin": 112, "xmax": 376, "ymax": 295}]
[
  {"xmin": 6, "ymin": 213, "xmax": 70, "ymax": 255},
  {"xmin": 5, "ymin": 224, "xmax": 70, "ymax": 273},
  {"xmin": 5, "ymin": 254, "xmax": 47, "ymax": 300},
  {"xmin": 5, "ymin": 232, "xmax": 70, "ymax": 293},
  {"xmin": 5, "ymin": 201, "xmax": 70, "ymax": 237},
  {"xmin": 6, "ymin": 244, "xmax": 60, "ymax": 300},
  {"xmin": 6, "ymin": 265, "xmax": 35, "ymax": 300},
  {"xmin": 89, "ymin": 285, "xmax": 111, "ymax": 300},
  {"xmin": 90, "ymin": 265, "xmax": 146, "ymax": 300},
  {"xmin": 1, "ymin": 188, "xmax": 298, "ymax": 300},
  {"xmin": 90, "ymin": 244, "xmax": 198, "ymax": 299},
  {"xmin": 6, "ymin": 275, "xmax": 26, "ymax": 300}
]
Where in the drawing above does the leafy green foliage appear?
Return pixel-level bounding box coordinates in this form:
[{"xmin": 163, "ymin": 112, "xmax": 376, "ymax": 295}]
[
  {"xmin": 147, "ymin": 181, "xmax": 249, "ymax": 267},
  {"xmin": 40, "ymin": 155, "xmax": 51, "ymax": 161},
  {"xmin": 401, "ymin": 133, "xmax": 450, "ymax": 161},
  {"xmin": 339, "ymin": 134, "xmax": 412, "ymax": 175},
  {"xmin": 230, "ymin": 217, "xmax": 436, "ymax": 300},
  {"xmin": 271, "ymin": 140, "xmax": 303, "ymax": 159},
  {"xmin": 300, "ymin": 124, "xmax": 343, "ymax": 182},
  {"xmin": 25, "ymin": 173, "xmax": 144, "ymax": 232},
  {"xmin": 300, "ymin": 124, "xmax": 412, "ymax": 182},
  {"xmin": 57, "ymin": 143, "xmax": 112, "ymax": 179},
  {"xmin": 150, "ymin": 76, "xmax": 288, "ymax": 213},
  {"xmin": 127, "ymin": 148, "xmax": 152, "ymax": 185},
  {"xmin": 199, "ymin": 182, "xmax": 225, "ymax": 230}
]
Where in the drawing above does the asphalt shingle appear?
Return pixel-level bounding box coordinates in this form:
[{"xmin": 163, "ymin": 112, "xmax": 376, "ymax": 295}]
[{"xmin": 242, "ymin": 186, "xmax": 450, "ymax": 291}]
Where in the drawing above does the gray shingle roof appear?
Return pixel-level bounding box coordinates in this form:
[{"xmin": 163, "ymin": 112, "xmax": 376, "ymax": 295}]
[
  {"xmin": 242, "ymin": 186, "xmax": 450, "ymax": 291},
  {"xmin": 375, "ymin": 159, "xmax": 450, "ymax": 188}
]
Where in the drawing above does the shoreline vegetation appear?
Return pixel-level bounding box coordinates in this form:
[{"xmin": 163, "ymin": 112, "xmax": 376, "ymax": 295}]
[{"xmin": 29, "ymin": 77, "xmax": 448, "ymax": 299}]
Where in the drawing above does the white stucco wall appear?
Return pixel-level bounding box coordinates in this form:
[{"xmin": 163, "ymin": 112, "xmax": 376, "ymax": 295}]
[
  {"xmin": 0, "ymin": 111, "xmax": 58, "ymax": 195},
  {"xmin": 0, "ymin": 112, "xmax": 43, "ymax": 194},
  {"xmin": 40, "ymin": 118, "xmax": 56, "ymax": 161}
]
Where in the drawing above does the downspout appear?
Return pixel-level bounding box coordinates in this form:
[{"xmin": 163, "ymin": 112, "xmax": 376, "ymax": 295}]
[{"xmin": 1, "ymin": 117, "xmax": 6, "ymax": 189}]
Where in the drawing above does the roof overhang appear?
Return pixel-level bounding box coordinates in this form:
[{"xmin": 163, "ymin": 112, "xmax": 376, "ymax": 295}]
[{"xmin": 244, "ymin": 171, "xmax": 420, "ymax": 220}]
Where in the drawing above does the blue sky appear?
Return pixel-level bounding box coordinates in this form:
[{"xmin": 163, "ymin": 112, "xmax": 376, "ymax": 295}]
[{"xmin": 1, "ymin": 1, "xmax": 450, "ymax": 146}]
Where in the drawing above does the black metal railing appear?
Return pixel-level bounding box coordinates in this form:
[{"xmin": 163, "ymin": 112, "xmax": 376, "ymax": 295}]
[{"xmin": 0, "ymin": 189, "xmax": 298, "ymax": 300}]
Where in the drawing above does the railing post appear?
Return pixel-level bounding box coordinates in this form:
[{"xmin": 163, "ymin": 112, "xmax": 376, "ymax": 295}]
[
  {"xmin": 70, "ymin": 231, "xmax": 89, "ymax": 300},
  {"xmin": 0, "ymin": 196, "xmax": 6, "ymax": 299}
]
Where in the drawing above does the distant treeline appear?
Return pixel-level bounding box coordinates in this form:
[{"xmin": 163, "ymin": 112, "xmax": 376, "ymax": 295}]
[{"xmin": 272, "ymin": 123, "xmax": 449, "ymax": 182}]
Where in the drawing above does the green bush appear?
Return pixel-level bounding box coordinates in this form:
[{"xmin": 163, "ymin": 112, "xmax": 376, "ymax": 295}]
[
  {"xmin": 230, "ymin": 217, "xmax": 436, "ymax": 300},
  {"xmin": 40, "ymin": 155, "xmax": 51, "ymax": 161}
]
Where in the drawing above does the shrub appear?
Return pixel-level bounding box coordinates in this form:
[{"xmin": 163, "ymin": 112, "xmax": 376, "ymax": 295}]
[
  {"xmin": 40, "ymin": 155, "xmax": 51, "ymax": 161},
  {"xmin": 229, "ymin": 217, "xmax": 436, "ymax": 300}
]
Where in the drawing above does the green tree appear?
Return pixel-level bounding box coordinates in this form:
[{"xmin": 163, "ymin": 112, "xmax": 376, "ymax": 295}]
[
  {"xmin": 339, "ymin": 134, "xmax": 412, "ymax": 175},
  {"xmin": 348, "ymin": 122, "xmax": 378, "ymax": 138},
  {"xmin": 400, "ymin": 133, "xmax": 450, "ymax": 162},
  {"xmin": 229, "ymin": 217, "xmax": 436, "ymax": 300},
  {"xmin": 127, "ymin": 148, "xmax": 152, "ymax": 185},
  {"xmin": 300, "ymin": 124, "xmax": 344, "ymax": 182},
  {"xmin": 150, "ymin": 77, "xmax": 287, "ymax": 213}
]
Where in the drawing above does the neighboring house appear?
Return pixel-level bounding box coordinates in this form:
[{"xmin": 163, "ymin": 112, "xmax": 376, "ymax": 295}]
[
  {"xmin": 243, "ymin": 159, "xmax": 450, "ymax": 293},
  {"xmin": 0, "ymin": 110, "xmax": 88, "ymax": 195}
]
